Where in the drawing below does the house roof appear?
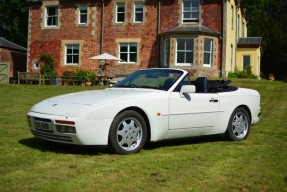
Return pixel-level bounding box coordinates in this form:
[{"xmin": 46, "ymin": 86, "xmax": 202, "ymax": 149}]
[
  {"xmin": 237, "ymin": 37, "xmax": 262, "ymax": 48},
  {"xmin": 160, "ymin": 25, "xmax": 221, "ymax": 36},
  {"xmin": 0, "ymin": 37, "xmax": 27, "ymax": 52}
]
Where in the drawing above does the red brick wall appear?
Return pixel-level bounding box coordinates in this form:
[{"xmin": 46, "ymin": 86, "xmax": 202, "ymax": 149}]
[
  {"xmin": 102, "ymin": 0, "xmax": 159, "ymax": 75},
  {"xmin": 28, "ymin": 2, "xmax": 99, "ymax": 74},
  {"xmin": 160, "ymin": 0, "xmax": 180, "ymax": 33},
  {"xmin": 0, "ymin": 48, "xmax": 27, "ymax": 77},
  {"xmin": 201, "ymin": 0, "xmax": 223, "ymax": 71},
  {"xmin": 28, "ymin": 0, "xmax": 223, "ymax": 77},
  {"xmin": 28, "ymin": 0, "xmax": 160, "ymax": 76}
]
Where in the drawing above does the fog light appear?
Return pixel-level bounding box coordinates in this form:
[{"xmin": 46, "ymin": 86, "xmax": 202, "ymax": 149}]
[{"xmin": 56, "ymin": 125, "xmax": 76, "ymax": 134}]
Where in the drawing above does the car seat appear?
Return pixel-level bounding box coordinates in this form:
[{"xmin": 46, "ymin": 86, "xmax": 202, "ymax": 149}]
[{"xmin": 195, "ymin": 77, "xmax": 208, "ymax": 93}]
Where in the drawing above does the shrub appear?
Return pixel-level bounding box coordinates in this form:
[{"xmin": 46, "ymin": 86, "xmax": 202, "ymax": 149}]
[
  {"xmin": 75, "ymin": 69, "xmax": 96, "ymax": 82},
  {"xmin": 62, "ymin": 70, "xmax": 77, "ymax": 79},
  {"xmin": 39, "ymin": 53, "xmax": 58, "ymax": 79},
  {"xmin": 228, "ymin": 66, "xmax": 257, "ymax": 79}
]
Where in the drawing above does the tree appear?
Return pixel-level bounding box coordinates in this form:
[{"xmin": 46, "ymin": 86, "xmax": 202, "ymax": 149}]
[
  {"xmin": 0, "ymin": 0, "xmax": 29, "ymax": 47},
  {"xmin": 242, "ymin": 0, "xmax": 287, "ymax": 79}
]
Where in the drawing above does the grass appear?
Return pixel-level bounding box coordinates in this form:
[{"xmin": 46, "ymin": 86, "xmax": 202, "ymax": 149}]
[{"xmin": 0, "ymin": 80, "xmax": 287, "ymax": 192}]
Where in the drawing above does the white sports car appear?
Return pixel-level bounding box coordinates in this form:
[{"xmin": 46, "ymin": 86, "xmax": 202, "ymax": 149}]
[{"xmin": 27, "ymin": 68, "xmax": 261, "ymax": 154}]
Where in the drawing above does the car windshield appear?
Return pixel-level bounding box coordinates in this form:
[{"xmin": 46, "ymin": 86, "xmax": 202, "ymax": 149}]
[{"xmin": 113, "ymin": 69, "xmax": 183, "ymax": 91}]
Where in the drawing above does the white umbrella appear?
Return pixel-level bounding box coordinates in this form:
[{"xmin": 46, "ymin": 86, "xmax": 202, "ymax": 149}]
[
  {"xmin": 88, "ymin": 52, "xmax": 121, "ymax": 61},
  {"xmin": 89, "ymin": 53, "xmax": 121, "ymax": 85}
]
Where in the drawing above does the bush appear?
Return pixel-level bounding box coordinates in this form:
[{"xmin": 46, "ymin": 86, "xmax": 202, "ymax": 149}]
[
  {"xmin": 62, "ymin": 70, "xmax": 77, "ymax": 79},
  {"xmin": 75, "ymin": 69, "xmax": 96, "ymax": 82},
  {"xmin": 228, "ymin": 66, "xmax": 257, "ymax": 79},
  {"xmin": 39, "ymin": 53, "xmax": 58, "ymax": 79}
]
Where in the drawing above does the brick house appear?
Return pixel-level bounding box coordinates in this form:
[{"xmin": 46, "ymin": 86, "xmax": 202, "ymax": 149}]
[
  {"xmin": 0, "ymin": 37, "xmax": 27, "ymax": 83},
  {"xmin": 26, "ymin": 0, "xmax": 261, "ymax": 78}
]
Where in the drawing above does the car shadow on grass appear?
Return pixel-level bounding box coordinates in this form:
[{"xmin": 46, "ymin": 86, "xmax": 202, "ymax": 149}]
[
  {"xmin": 19, "ymin": 134, "xmax": 226, "ymax": 155},
  {"xmin": 144, "ymin": 134, "xmax": 226, "ymax": 150},
  {"xmin": 19, "ymin": 137, "xmax": 108, "ymax": 155}
]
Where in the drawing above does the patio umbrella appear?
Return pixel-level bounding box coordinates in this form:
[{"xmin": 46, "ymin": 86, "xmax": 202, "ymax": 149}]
[
  {"xmin": 89, "ymin": 52, "xmax": 121, "ymax": 85},
  {"xmin": 88, "ymin": 52, "xmax": 121, "ymax": 61}
]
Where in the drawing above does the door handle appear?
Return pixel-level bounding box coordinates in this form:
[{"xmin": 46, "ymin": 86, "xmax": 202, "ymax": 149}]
[{"xmin": 209, "ymin": 99, "xmax": 218, "ymax": 103}]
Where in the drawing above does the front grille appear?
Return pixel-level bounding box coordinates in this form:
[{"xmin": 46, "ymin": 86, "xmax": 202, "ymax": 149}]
[
  {"xmin": 31, "ymin": 130, "xmax": 73, "ymax": 143},
  {"xmin": 34, "ymin": 117, "xmax": 52, "ymax": 123}
]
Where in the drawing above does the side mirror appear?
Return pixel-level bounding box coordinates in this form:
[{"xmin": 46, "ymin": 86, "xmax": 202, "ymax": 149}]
[{"xmin": 180, "ymin": 85, "xmax": 196, "ymax": 98}]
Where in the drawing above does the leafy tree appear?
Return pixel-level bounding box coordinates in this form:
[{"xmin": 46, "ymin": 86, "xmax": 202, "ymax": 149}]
[
  {"xmin": 242, "ymin": 0, "xmax": 287, "ymax": 79},
  {"xmin": 0, "ymin": 0, "xmax": 29, "ymax": 47}
]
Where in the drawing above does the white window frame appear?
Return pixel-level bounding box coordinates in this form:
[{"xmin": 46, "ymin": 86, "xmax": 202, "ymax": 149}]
[
  {"xmin": 45, "ymin": 6, "xmax": 58, "ymax": 27},
  {"xmin": 176, "ymin": 38, "xmax": 194, "ymax": 66},
  {"xmin": 134, "ymin": 2, "xmax": 144, "ymax": 23},
  {"xmin": 203, "ymin": 38, "xmax": 213, "ymax": 67},
  {"xmin": 116, "ymin": 2, "xmax": 125, "ymax": 23},
  {"xmin": 65, "ymin": 44, "xmax": 80, "ymax": 65},
  {"xmin": 182, "ymin": 0, "xmax": 200, "ymax": 23},
  {"xmin": 79, "ymin": 5, "xmax": 88, "ymax": 24},
  {"xmin": 119, "ymin": 43, "xmax": 138, "ymax": 64}
]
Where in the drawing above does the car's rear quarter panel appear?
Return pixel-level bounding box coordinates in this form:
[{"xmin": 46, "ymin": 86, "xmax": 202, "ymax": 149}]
[{"xmin": 212, "ymin": 88, "xmax": 261, "ymax": 134}]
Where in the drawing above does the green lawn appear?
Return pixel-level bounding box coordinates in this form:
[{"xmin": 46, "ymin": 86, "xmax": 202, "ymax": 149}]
[{"xmin": 0, "ymin": 80, "xmax": 286, "ymax": 192}]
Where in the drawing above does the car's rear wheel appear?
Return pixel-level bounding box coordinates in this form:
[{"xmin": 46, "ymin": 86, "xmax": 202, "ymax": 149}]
[
  {"xmin": 225, "ymin": 107, "xmax": 250, "ymax": 141},
  {"xmin": 108, "ymin": 110, "xmax": 147, "ymax": 154}
]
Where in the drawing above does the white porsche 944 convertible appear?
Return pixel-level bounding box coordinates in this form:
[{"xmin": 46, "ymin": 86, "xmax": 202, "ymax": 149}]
[{"xmin": 27, "ymin": 68, "xmax": 261, "ymax": 154}]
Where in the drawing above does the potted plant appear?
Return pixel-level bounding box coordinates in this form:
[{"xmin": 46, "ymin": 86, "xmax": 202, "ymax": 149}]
[{"xmin": 84, "ymin": 70, "xmax": 96, "ymax": 86}]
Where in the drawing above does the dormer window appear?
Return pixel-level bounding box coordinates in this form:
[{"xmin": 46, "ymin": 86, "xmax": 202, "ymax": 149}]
[{"xmin": 182, "ymin": 0, "xmax": 199, "ymax": 23}]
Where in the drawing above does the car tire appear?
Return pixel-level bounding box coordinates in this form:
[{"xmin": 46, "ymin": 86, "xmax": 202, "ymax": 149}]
[
  {"xmin": 108, "ymin": 110, "xmax": 147, "ymax": 154},
  {"xmin": 225, "ymin": 107, "xmax": 250, "ymax": 141}
]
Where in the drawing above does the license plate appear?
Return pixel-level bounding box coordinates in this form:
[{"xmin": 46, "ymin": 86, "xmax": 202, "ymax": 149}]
[{"xmin": 34, "ymin": 121, "xmax": 52, "ymax": 131}]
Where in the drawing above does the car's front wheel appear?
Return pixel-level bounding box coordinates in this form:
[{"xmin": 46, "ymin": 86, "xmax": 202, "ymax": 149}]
[
  {"xmin": 225, "ymin": 107, "xmax": 250, "ymax": 141},
  {"xmin": 108, "ymin": 110, "xmax": 147, "ymax": 154}
]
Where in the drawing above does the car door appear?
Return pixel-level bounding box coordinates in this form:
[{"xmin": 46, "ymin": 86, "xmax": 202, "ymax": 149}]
[{"xmin": 168, "ymin": 91, "xmax": 220, "ymax": 130}]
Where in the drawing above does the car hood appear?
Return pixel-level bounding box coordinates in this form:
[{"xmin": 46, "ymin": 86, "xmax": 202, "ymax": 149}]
[{"xmin": 29, "ymin": 88, "xmax": 161, "ymax": 117}]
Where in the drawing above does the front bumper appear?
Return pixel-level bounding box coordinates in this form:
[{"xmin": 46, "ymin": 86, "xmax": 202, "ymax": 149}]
[{"xmin": 27, "ymin": 112, "xmax": 112, "ymax": 145}]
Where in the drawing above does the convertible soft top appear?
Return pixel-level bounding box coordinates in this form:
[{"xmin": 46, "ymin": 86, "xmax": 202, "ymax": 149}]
[{"xmin": 190, "ymin": 77, "xmax": 238, "ymax": 93}]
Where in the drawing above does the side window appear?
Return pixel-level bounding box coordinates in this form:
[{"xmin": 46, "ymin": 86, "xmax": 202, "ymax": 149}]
[{"xmin": 203, "ymin": 38, "xmax": 213, "ymax": 67}]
